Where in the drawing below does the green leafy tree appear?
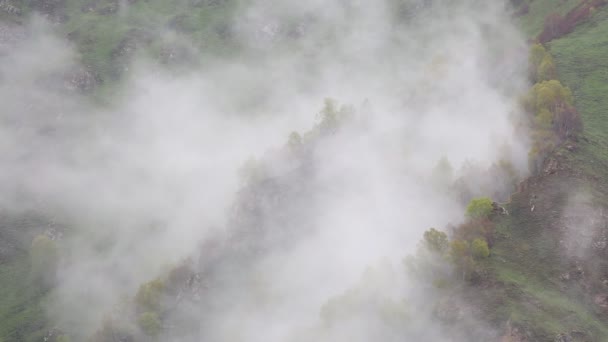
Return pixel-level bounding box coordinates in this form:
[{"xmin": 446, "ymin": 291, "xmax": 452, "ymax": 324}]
[
  {"xmin": 531, "ymin": 80, "xmax": 573, "ymax": 112},
  {"xmin": 317, "ymin": 98, "xmax": 339, "ymax": 134},
  {"xmin": 529, "ymin": 44, "xmax": 556, "ymax": 81},
  {"xmin": 135, "ymin": 279, "xmax": 165, "ymax": 313},
  {"xmin": 537, "ymin": 54, "xmax": 556, "ymax": 81},
  {"xmin": 449, "ymin": 239, "xmax": 474, "ymax": 280},
  {"xmin": 287, "ymin": 131, "xmax": 302, "ymax": 151},
  {"xmin": 465, "ymin": 197, "xmax": 493, "ymax": 220},
  {"xmin": 138, "ymin": 311, "xmax": 162, "ymax": 337},
  {"xmin": 423, "ymin": 228, "xmax": 449, "ymax": 254},
  {"xmin": 535, "ymin": 108, "xmax": 554, "ymax": 129},
  {"xmin": 449, "ymin": 239, "xmax": 469, "ymax": 260},
  {"xmin": 315, "ymin": 98, "xmax": 354, "ymax": 135},
  {"xmin": 471, "ymin": 238, "xmax": 490, "ymax": 260},
  {"xmin": 529, "ymin": 44, "xmax": 547, "ymax": 69}
]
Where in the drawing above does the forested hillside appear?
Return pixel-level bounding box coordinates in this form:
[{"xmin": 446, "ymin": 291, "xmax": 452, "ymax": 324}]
[{"xmin": 0, "ymin": 0, "xmax": 607, "ymax": 341}]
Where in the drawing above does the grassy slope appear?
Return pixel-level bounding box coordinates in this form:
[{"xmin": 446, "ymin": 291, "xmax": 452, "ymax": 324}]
[
  {"xmin": 0, "ymin": 257, "xmax": 48, "ymax": 342},
  {"xmin": 476, "ymin": 4, "xmax": 608, "ymax": 341},
  {"xmin": 550, "ymin": 6, "xmax": 608, "ymax": 180},
  {"xmin": 517, "ymin": 0, "xmax": 581, "ymax": 36},
  {"xmin": 0, "ymin": 2, "xmax": 243, "ymax": 340}
]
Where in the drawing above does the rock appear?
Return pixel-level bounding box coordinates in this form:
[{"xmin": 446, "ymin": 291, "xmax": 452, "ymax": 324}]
[
  {"xmin": 501, "ymin": 320, "xmax": 528, "ymax": 342},
  {"xmin": 0, "ymin": 0, "xmax": 22, "ymax": 15},
  {"xmin": 492, "ymin": 202, "xmax": 509, "ymax": 215},
  {"xmin": 30, "ymin": 0, "xmax": 68, "ymax": 22},
  {"xmin": 63, "ymin": 67, "xmax": 101, "ymax": 92},
  {"xmin": 554, "ymin": 333, "xmax": 573, "ymax": 342},
  {"xmin": 543, "ymin": 158, "xmax": 560, "ymax": 175},
  {"xmin": 594, "ymin": 293, "xmax": 608, "ymax": 312}
]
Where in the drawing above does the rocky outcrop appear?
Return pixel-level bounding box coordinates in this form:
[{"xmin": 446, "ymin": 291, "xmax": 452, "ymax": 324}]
[{"xmin": 30, "ymin": 0, "xmax": 68, "ymax": 22}]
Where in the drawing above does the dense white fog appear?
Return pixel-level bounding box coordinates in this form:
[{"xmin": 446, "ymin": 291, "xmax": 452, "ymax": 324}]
[{"xmin": 0, "ymin": 1, "xmax": 530, "ymax": 340}]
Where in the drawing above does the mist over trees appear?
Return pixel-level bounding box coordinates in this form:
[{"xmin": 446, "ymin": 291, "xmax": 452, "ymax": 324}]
[{"xmin": 0, "ymin": 0, "xmax": 586, "ymax": 341}]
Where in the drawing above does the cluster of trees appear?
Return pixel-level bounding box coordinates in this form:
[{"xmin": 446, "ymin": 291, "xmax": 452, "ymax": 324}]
[
  {"xmin": 524, "ymin": 44, "xmax": 581, "ymax": 173},
  {"xmin": 415, "ymin": 197, "xmax": 495, "ymax": 284},
  {"xmin": 92, "ymin": 260, "xmax": 195, "ymax": 341},
  {"xmin": 431, "ymin": 156, "xmax": 520, "ymax": 205}
]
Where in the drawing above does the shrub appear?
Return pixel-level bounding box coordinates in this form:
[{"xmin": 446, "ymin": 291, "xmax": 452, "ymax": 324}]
[
  {"xmin": 465, "ymin": 197, "xmax": 493, "ymax": 220},
  {"xmin": 471, "ymin": 239, "xmax": 490, "ymax": 260}
]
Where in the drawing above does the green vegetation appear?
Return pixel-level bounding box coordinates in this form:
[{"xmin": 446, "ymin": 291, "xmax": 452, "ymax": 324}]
[
  {"xmin": 470, "ymin": 238, "xmax": 490, "ymax": 260},
  {"xmin": 549, "ymin": 5, "xmax": 608, "ymax": 169},
  {"xmin": 1, "ymin": 0, "xmax": 608, "ymax": 340},
  {"xmin": 465, "ymin": 197, "xmax": 493, "ymax": 220},
  {"xmin": 29, "ymin": 235, "xmax": 59, "ymax": 285},
  {"xmin": 423, "ymin": 228, "xmax": 449, "ymax": 254},
  {"xmin": 0, "ymin": 257, "xmax": 49, "ymax": 341},
  {"xmin": 135, "ymin": 279, "xmax": 165, "ymax": 313},
  {"xmin": 138, "ymin": 311, "xmax": 162, "ymax": 337},
  {"xmin": 516, "ymin": 0, "xmax": 581, "ymax": 36},
  {"xmin": 463, "ymin": 5, "xmax": 608, "ymax": 339}
]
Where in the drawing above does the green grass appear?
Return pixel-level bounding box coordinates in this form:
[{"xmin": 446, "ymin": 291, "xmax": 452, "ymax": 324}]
[
  {"xmin": 549, "ymin": 6, "xmax": 608, "ymax": 157},
  {"xmin": 480, "ymin": 6, "xmax": 608, "ymax": 339},
  {"xmin": 487, "ymin": 160, "xmax": 607, "ymax": 339},
  {"xmin": 0, "ymin": 257, "xmax": 49, "ymax": 342},
  {"xmin": 517, "ymin": 0, "xmax": 581, "ymax": 37}
]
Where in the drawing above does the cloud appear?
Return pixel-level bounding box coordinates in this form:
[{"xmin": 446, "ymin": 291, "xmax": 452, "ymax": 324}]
[{"xmin": 0, "ymin": 0, "xmax": 528, "ymax": 340}]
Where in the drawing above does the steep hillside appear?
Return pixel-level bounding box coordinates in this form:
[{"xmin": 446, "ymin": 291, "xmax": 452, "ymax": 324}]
[
  {"xmin": 465, "ymin": 2, "xmax": 608, "ymax": 340},
  {"xmin": 1, "ymin": 0, "xmax": 608, "ymax": 341}
]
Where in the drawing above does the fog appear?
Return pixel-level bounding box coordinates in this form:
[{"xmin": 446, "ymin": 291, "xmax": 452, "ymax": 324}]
[{"xmin": 0, "ymin": 0, "xmax": 529, "ymax": 340}]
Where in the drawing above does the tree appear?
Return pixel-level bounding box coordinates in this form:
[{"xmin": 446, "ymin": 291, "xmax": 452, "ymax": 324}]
[
  {"xmin": 431, "ymin": 156, "xmax": 453, "ymax": 187},
  {"xmin": 423, "ymin": 228, "xmax": 449, "ymax": 254},
  {"xmin": 135, "ymin": 279, "xmax": 165, "ymax": 313},
  {"xmin": 465, "ymin": 197, "xmax": 493, "ymax": 220},
  {"xmin": 529, "ymin": 44, "xmax": 547, "ymax": 69},
  {"xmin": 471, "ymin": 239, "xmax": 490, "ymax": 260},
  {"xmin": 529, "ymin": 44, "xmax": 556, "ymax": 81},
  {"xmin": 535, "ymin": 108, "xmax": 554, "ymax": 129},
  {"xmin": 450, "ymin": 239, "xmax": 469, "ymax": 260},
  {"xmin": 287, "ymin": 131, "xmax": 302, "ymax": 151},
  {"xmin": 452, "ymin": 218, "xmax": 495, "ymax": 246},
  {"xmin": 537, "ymin": 54, "xmax": 556, "ymax": 81},
  {"xmin": 317, "ymin": 98, "xmax": 339, "ymax": 134},
  {"xmin": 530, "ymin": 80, "xmax": 573, "ymax": 113},
  {"xmin": 138, "ymin": 311, "xmax": 162, "ymax": 337},
  {"xmin": 315, "ymin": 98, "xmax": 354, "ymax": 135},
  {"xmin": 449, "ymin": 239, "xmax": 474, "ymax": 281}
]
